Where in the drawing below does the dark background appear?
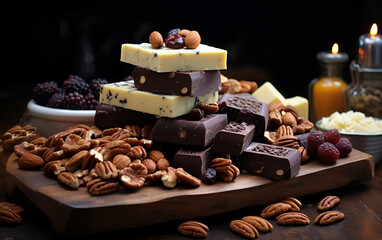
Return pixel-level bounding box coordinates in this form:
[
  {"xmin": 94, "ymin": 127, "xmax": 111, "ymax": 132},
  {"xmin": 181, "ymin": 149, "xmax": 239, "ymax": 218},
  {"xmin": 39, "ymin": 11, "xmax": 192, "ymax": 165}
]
[{"xmin": 1, "ymin": 0, "xmax": 382, "ymax": 132}]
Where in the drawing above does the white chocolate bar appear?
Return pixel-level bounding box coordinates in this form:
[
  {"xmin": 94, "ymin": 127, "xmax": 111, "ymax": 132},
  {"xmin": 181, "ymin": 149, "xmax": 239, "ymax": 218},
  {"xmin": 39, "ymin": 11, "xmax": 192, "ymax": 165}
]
[
  {"xmin": 120, "ymin": 43, "xmax": 227, "ymax": 72},
  {"xmin": 100, "ymin": 81, "xmax": 218, "ymax": 118}
]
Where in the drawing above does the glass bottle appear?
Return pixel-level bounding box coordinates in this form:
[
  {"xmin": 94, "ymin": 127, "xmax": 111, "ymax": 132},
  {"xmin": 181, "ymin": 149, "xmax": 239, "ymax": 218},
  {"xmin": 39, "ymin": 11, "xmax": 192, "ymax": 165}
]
[
  {"xmin": 348, "ymin": 61, "xmax": 382, "ymax": 118},
  {"xmin": 308, "ymin": 50, "xmax": 349, "ymax": 123}
]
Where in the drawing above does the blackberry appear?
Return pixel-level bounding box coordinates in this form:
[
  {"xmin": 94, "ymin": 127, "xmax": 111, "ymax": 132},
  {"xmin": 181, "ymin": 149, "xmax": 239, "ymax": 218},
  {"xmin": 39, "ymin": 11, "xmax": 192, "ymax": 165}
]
[
  {"xmin": 62, "ymin": 92, "xmax": 87, "ymax": 110},
  {"xmin": 32, "ymin": 81, "xmax": 60, "ymax": 105},
  {"xmin": 46, "ymin": 92, "xmax": 65, "ymax": 108},
  {"xmin": 90, "ymin": 78, "xmax": 108, "ymax": 97},
  {"xmin": 62, "ymin": 75, "xmax": 90, "ymax": 95},
  {"xmin": 84, "ymin": 92, "xmax": 99, "ymax": 110}
]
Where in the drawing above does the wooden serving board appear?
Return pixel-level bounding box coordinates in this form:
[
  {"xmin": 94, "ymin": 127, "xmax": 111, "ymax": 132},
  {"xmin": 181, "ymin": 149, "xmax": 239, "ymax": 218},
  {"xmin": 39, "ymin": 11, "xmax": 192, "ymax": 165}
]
[{"xmin": 4, "ymin": 149, "xmax": 374, "ymax": 235}]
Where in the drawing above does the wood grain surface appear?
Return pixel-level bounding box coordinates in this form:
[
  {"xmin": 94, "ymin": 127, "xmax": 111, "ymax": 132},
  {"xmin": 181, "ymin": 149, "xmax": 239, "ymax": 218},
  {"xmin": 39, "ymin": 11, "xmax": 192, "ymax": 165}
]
[{"xmin": 3, "ymin": 149, "xmax": 374, "ymax": 235}]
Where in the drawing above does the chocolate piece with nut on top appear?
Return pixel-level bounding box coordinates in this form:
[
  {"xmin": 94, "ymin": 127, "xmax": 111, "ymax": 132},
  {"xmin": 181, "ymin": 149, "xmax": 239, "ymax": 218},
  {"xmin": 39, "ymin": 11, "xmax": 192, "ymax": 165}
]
[
  {"xmin": 238, "ymin": 142, "xmax": 301, "ymax": 180},
  {"xmin": 132, "ymin": 67, "xmax": 221, "ymax": 96}
]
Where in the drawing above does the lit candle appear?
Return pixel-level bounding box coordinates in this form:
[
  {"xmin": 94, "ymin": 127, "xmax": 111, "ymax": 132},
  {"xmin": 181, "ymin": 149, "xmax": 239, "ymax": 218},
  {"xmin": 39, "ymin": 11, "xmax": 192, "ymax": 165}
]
[{"xmin": 357, "ymin": 23, "xmax": 382, "ymax": 68}]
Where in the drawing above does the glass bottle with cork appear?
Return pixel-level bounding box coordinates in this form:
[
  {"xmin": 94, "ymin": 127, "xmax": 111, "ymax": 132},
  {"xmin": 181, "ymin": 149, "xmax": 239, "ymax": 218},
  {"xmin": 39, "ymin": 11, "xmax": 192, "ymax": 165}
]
[{"xmin": 308, "ymin": 43, "xmax": 349, "ymax": 123}]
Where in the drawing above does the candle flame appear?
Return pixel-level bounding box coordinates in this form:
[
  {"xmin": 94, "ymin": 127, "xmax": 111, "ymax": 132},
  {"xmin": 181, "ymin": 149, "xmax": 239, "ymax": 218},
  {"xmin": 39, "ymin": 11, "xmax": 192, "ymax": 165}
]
[
  {"xmin": 332, "ymin": 43, "xmax": 339, "ymax": 54},
  {"xmin": 370, "ymin": 23, "xmax": 378, "ymax": 36}
]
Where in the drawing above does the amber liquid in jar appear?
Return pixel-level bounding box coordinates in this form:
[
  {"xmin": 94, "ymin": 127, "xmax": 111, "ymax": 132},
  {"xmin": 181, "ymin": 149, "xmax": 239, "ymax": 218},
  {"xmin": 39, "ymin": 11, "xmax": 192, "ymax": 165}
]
[{"xmin": 312, "ymin": 76, "xmax": 348, "ymax": 121}]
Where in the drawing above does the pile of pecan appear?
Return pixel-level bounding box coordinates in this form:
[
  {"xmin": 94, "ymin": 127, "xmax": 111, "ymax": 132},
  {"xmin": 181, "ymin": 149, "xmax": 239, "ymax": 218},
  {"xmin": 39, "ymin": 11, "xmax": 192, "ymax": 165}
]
[
  {"xmin": 9, "ymin": 124, "xmax": 202, "ymax": 196},
  {"xmin": 219, "ymin": 74, "xmax": 258, "ymax": 94},
  {"xmin": 265, "ymin": 101, "xmax": 314, "ymax": 163}
]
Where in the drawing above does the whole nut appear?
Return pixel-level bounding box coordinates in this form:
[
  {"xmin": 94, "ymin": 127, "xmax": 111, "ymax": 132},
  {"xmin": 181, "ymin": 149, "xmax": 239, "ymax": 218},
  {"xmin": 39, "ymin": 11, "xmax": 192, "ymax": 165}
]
[
  {"xmin": 58, "ymin": 172, "xmax": 80, "ymax": 189},
  {"xmin": 185, "ymin": 31, "xmax": 201, "ymax": 49},
  {"xmin": 260, "ymin": 202, "xmax": 292, "ymax": 218},
  {"xmin": 230, "ymin": 219, "xmax": 259, "ymax": 239},
  {"xmin": 317, "ymin": 196, "xmax": 340, "ymax": 211},
  {"xmin": 157, "ymin": 157, "xmax": 170, "ymax": 170},
  {"xmin": 242, "ymin": 216, "xmax": 273, "ymax": 232},
  {"xmin": 149, "ymin": 31, "xmax": 163, "ymax": 48},
  {"xmin": 142, "ymin": 159, "xmax": 157, "ymax": 174},
  {"xmin": 18, "ymin": 153, "xmax": 45, "ymax": 169},
  {"xmin": 314, "ymin": 210, "xmax": 345, "ymax": 225},
  {"xmin": 147, "ymin": 150, "xmax": 165, "ymax": 163},
  {"xmin": 276, "ymin": 212, "xmax": 310, "ymax": 225},
  {"xmin": 178, "ymin": 221, "xmax": 209, "ymax": 238}
]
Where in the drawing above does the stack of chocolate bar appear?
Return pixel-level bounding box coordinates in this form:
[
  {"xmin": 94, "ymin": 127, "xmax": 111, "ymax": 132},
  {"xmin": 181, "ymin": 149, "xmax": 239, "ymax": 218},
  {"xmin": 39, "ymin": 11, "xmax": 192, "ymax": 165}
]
[{"xmin": 94, "ymin": 41, "xmax": 301, "ymax": 181}]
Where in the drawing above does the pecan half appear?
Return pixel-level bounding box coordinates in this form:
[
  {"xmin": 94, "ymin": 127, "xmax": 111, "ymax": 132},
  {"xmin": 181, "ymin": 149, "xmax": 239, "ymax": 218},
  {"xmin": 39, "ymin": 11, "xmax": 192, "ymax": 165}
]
[
  {"xmin": 198, "ymin": 102, "xmax": 219, "ymax": 114},
  {"xmin": 66, "ymin": 150, "xmax": 88, "ymax": 172},
  {"xmin": 242, "ymin": 216, "xmax": 273, "ymax": 232},
  {"xmin": 142, "ymin": 159, "xmax": 157, "ymax": 174},
  {"xmin": 18, "ymin": 153, "xmax": 45, "ymax": 169},
  {"xmin": 276, "ymin": 212, "xmax": 310, "ymax": 225},
  {"xmin": 314, "ymin": 210, "xmax": 345, "ymax": 225},
  {"xmin": 260, "ymin": 202, "xmax": 292, "ymax": 218},
  {"xmin": 147, "ymin": 150, "xmax": 165, "ymax": 163},
  {"xmin": 230, "ymin": 219, "xmax": 259, "ymax": 239},
  {"xmin": 293, "ymin": 117, "xmax": 314, "ymax": 135},
  {"xmin": 298, "ymin": 146, "xmax": 310, "ymax": 163},
  {"xmin": 14, "ymin": 141, "xmax": 35, "ymax": 157},
  {"xmin": 43, "ymin": 147, "xmax": 65, "ymax": 162},
  {"xmin": 119, "ymin": 162, "xmax": 147, "ymax": 189},
  {"xmin": 94, "ymin": 161, "xmax": 118, "ymax": 179},
  {"xmin": 61, "ymin": 134, "xmax": 91, "ymax": 154},
  {"xmin": 2, "ymin": 124, "xmax": 39, "ymax": 151},
  {"xmin": 156, "ymin": 157, "xmax": 170, "ymax": 170},
  {"xmin": 269, "ymin": 110, "xmax": 283, "ymax": 127},
  {"xmin": 125, "ymin": 125, "xmax": 141, "ymax": 138},
  {"xmin": 214, "ymin": 164, "xmax": 240, "ymax": 182},
  {"xmin": 141, "ymin": 124, "xmax": 153, "ymax": 139},
  {"xmin": 210, "ymin": 158, "xmax": 231, "ymax": 168},
  {"xmin": 43, "ymin": 160, "xmax": 66, "ymax": 175},
  {"xmin": 81, "ymin": 147, "xmax": 105, "ymax": 170},
  {"xmin": 276, "ymin": 125, "xmax": 294, "ymax": 138},
  {"xmin": 112, "ymin": 154, "xmax": 131, "ymax": 170},
  {"xmin": 58, "ymin": 172, "xmax": 80, "ymax": 189},
  {"xmin": 0, "ymin": 208, "xmax": 22, "ymax": 224},
  {"xmin": 161, "ymin": 167, "xmax": 178, "ymax": 188},
  {"xmin": 175, "ymin": 168, "xmax": 201, "ymax": 187},
  {"xmin": 86, "ymin": 178, "xmax": 120, "ymax": 196},
  {"xmin": 273, "ymin": 136, "xmax": 300, "ymax": 149},
  {"xmin": 146, "ymin": 170, "xmax": 163, "ymax": 184},
  {"xmin": 127, "ymin": 145, "xmax": 147, "ymax": 159},
  {"xmin": 178, "ymin": 221, "xmax": 209, "ymax": 238},
  {"xmin": 0, "ymin": 202, "xmax": 24, "ymax": 214},
  {"xmin": 281, "ymin": 197, "xmax": 302, "ymax": 211},
  {"xmin": 317, "ymin": 196, "xmax": 340, "ymax": 211},
  {"xmin": 103, "ymin": 140, "xmax": 131, "ymax": 161}
]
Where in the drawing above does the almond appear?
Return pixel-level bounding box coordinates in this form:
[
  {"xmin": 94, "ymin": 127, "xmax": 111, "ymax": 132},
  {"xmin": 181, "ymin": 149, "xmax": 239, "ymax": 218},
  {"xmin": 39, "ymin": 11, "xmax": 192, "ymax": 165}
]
[
  {"xmin": 282, "ymin": 112, "xmax": 298, "ymax": 127},
  {"xmin": 149, "ymin": 31, "xmax": 163, "ymax": 48},
  {"xmin": 185, "ymin": 31, "xmax": 201, "ymax": 49},
  {"xmin": 18, "ymin": 153, "xmax": 45, "ymax": 169}
]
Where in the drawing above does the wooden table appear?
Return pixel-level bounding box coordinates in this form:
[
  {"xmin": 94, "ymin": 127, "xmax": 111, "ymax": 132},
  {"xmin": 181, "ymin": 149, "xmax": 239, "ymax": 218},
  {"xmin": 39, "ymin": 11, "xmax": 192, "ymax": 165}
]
[{"xmin": 1, "ymin": 149, "xmax": 381, "ymax": 240}]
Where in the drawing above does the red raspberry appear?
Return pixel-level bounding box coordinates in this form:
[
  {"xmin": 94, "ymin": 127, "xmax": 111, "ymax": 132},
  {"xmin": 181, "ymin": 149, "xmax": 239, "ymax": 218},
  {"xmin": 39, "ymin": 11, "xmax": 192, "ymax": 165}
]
[
  {"xmin": 317, "ymin": 142, "xmax": 340, "ymax": 164},
  {"xmin": 324, "ymin": 129, "xmax": 341, "ymax": 145},
  {"xmin": 307, "ymin": 131, "xmax": 325, "ymax": 152},
  {"xmin": 335, "ymin": 138, "xmax": 352, "ymax": 157}
]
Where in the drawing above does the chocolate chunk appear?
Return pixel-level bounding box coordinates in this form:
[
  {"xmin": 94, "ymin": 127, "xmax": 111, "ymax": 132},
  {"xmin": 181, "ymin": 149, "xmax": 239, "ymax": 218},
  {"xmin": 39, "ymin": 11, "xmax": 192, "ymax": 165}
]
[
  {"xmin": 238, "ymin": 142, "xmax": 301, "ymax": 180},
  {"xmin": 225, "ymin": 96, "xmax": 268, "ymax": 137},
  {"xmin": 132, "ymin": 67, "xmax": 221, "ymax": 96},
  {"xmin": 214, "ymin": 122, "xmax": 255, "ymax": 156},
  {"xmin": 151, "ymin": 114, "xmax": 228, "ymax": 147},
  {"xmin": 94, "ymin": 103, "xmax": 157, "ymax": 129},
  {"xmin": 296, "ymin": 132, "xmax": 310, "ymax": 148},
  {"xmin": 172, "ymin": 145, "xmax": 215, "ymax": 179}
]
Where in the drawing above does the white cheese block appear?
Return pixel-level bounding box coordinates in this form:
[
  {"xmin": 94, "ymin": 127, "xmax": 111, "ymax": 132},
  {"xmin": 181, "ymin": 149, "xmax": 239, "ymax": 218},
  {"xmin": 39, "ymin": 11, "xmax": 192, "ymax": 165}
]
[
  {"xmin": 251, "ymin": 82, "xmax": 287, "ymax": 105},
  {"xmin": 100, "ymin": 81, "xmax": 218, "ymax": 118},
  {"xmin": 285, "ymin": 96, "xmax": 309, "ymax": 119},
  {"xmin": 120, "ymin": 43, "xmax": 227, "ymax": 72}
]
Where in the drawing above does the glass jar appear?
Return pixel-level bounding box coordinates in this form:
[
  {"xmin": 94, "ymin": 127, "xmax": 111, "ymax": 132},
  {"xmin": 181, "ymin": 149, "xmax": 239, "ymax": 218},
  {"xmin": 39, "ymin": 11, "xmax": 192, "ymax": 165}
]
[
  {"xmin": 308, "ymin": 52, "xmax": 349, "ymax": 122},
  {"xmin": 348, "ymin": 61, "xmax": 382, "ymax": 118}
]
